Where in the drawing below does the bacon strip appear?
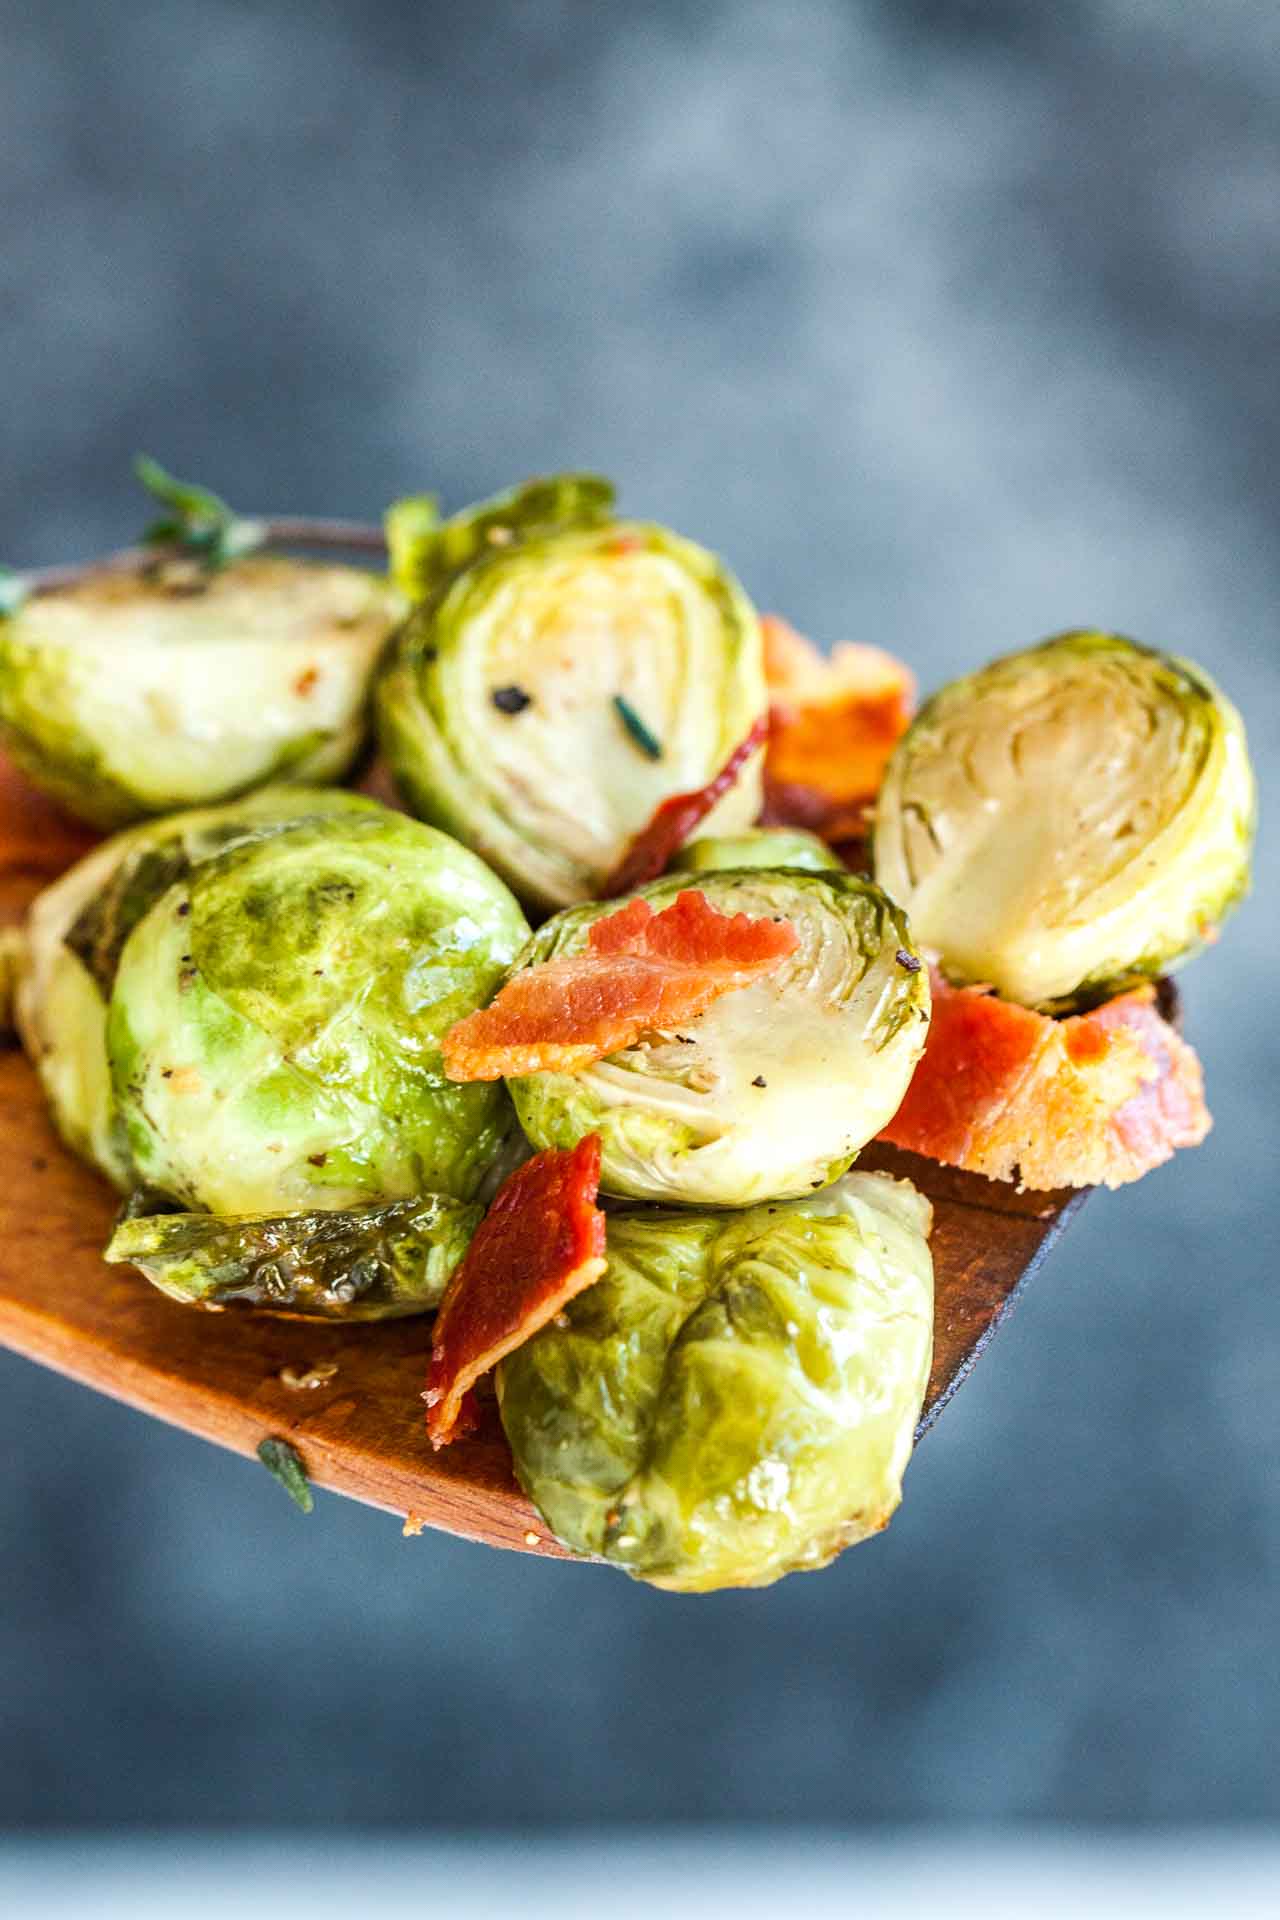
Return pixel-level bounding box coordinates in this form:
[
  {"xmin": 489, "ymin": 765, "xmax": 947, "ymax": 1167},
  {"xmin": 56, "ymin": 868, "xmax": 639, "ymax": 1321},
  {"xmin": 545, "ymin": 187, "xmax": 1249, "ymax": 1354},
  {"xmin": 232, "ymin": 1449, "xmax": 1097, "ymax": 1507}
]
[
  {"xmin": 424, "ymin": 1136, "xmax": 606, "ymax": 1448},
  {"xmin": 879, "ymin": 969, "xmax": 1210, "ymax": 1190},
  {"xmin": 601, "ymin": 716, "xmax": 768, "ymax": 897},
  {"xmin": 442, "ymin": 889, "xmax": 799, "ymax": 1082},
  {"xmin": 760, "ymin": 615, "xmax": 914, "ymax": 838}
]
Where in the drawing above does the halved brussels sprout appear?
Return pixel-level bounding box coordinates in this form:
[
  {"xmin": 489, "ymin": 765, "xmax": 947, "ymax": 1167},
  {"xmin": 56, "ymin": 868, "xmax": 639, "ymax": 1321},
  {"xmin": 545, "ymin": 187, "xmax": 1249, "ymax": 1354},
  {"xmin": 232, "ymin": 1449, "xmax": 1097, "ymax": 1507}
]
[
  {"xmin": 105, "ymin": 1190, "xmax": 480, "ymax": 1319},
  {"xmin": 671, "ymin": 826, "xmax": 843, "ymax": 875},
  {"xmin": 507, "ymin": 869, "xmax": 930, "ymax": 1207},
  {"xmin": 0, "ymin": 556, "xmax": 405, "ymax": 829},
  {"xmin": 498, "ymin": 1170, "xmax": 934, "ymax": 1592},
  {"xmin": 13, "ymin": 788, "xmax": 378, "ymax": 1189},
  {"xmin": 376, "ymin": 476, "xmax": 767, "ymax": 910},
  {"xmin": 106, "ymin": 804, "xmax": 530, "ymax": 1212},
  {"xmin": 874, "ymin": 631, "xmax": 1255, "ymax": 1010}
]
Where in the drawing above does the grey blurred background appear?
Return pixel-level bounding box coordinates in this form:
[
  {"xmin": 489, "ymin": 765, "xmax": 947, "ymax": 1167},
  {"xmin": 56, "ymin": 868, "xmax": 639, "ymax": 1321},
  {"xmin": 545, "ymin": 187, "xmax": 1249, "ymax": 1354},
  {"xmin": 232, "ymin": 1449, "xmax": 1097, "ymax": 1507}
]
[{"xmin": 2, "ymin": 0, "xmax": 1277, "ymax": 1830}]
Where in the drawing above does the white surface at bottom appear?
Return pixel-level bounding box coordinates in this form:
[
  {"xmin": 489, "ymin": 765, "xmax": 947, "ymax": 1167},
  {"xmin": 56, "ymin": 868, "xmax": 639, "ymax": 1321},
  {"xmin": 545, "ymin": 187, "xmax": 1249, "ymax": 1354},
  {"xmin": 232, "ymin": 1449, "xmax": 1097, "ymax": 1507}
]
[{"xmin": 0, "ymin": 1831, "xmax": 1278, "ymax": 1919}]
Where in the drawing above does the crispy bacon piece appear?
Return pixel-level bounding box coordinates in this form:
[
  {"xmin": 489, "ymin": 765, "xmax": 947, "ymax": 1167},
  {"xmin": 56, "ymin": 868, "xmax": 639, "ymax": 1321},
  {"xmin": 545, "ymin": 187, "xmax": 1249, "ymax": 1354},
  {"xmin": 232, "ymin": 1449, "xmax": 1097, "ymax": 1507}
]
[
  {"xmin": 600, "ymin": 715, "xmax": 768, "ymax": 897},
  {"xmin": 879, "ymin": 969, "xmax": 1210, "ymax": 1190},
  {"xmin": 442, "ymin": 888, "xmax": 799, "ymax": 1082},
  {"xmin": 761, "ymin": 615, "xmax": 914, "ymax": 837},
  {"xmin": 424, "ymin": 1136, "xmax": 607, "ymax": 1448}
]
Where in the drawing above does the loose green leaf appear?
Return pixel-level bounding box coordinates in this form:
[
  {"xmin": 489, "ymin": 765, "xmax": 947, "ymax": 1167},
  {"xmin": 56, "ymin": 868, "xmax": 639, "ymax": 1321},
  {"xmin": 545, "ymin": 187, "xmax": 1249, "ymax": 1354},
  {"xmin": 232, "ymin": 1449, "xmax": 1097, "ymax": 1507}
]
[
  {"xmin": 0, "ymin": 567, "xmax": 29, "ymax": 617},
  {"xmin": 105, "ymin": 1188, "xmax": 482, "ymax": 1318},
  {"xmin": 133, "ymin": 453, "xmax": 266, "ymax": 572},
  {"xmin": 257, "ymin": 1437, "xmax": 314, "ymax": 1513},
  {"xmin": 613, "ymin": 694, "xmax": 664, "ymax": 761}
]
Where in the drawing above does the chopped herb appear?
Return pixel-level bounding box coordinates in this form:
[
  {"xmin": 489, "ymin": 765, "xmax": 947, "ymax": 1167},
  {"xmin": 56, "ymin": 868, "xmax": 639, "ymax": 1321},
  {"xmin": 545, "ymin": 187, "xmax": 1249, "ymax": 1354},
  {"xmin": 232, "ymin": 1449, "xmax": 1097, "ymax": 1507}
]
[
  {"xmin": 752, "ymin": 1075, "xmax": 768, "ymax": 1088},
  {"xmin": 492, "ymin": 684, "xmax": 532, "ymax": 715},
  {"xmin": 613, "ymin": 694, "xmax": 663, "ymax": 760},
  {"xmin": 0, "ymin": 567, "xmax": 29, "ymax": 617},
  {"xmin": 895, "ymin": 948, "xmax": 922, "ymax": 972},
  {"xmin": 134, "ymin": 453, "xmax": 265, "ymax": 574},
  {"xmin": 257, "ymin": 1437, "xmax": 314, "ymax": 1512}
]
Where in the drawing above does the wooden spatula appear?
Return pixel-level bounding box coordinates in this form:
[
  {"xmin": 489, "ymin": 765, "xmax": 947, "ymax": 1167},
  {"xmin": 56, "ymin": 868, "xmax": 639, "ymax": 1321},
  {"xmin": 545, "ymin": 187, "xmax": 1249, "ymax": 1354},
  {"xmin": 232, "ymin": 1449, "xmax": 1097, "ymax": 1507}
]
[{"xmin": 0, "ymin": 753, "xmax": 1088, "ymax": 1559}]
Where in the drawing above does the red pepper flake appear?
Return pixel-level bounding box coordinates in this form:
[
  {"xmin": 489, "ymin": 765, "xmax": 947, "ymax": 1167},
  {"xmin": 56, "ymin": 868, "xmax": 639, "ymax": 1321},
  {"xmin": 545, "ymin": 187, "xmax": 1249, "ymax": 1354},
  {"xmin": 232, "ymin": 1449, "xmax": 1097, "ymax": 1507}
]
[
  {"xmin": 424, "ymin": 1136, "xmax": 607, "ymax": 1448},
  {"xmin": 293, "ymin": 666, "xmax": 320, "ymax": 697},
  {"xmin": 601, "ymin": 714, "xmax": 769, "ymax": 897}
]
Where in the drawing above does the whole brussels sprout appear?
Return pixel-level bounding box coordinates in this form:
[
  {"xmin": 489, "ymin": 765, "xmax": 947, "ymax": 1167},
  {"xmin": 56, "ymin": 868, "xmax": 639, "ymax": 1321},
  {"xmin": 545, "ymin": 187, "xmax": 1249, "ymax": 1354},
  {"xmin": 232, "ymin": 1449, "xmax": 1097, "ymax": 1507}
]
[
  {"xmin": 498, "ymin": 1170, "xmax": 934, "ymax": 1592},
  {"xmin": 671, "ymin": 826, "xmax": 843, "ymax": 875},
  {"xmin": 507, "ymin": 869, "xmax": 930, "ymax": 1207},
  {"xmin": 106, "ymin": 805, "xmax": 530, "ymax": 1213},
  {"xmin": 0, "ymin": 556, "xmax": 405, "ymax": 829},
  {"xmin": 874, "ymin": 631, "xmax": 1256, "ymax": 1010},
  {"xmin": 13, "ymin": 788, "xmax": 378, "ymax": 1190},
  {"xmin": 376, "ymin": 475, "xmax": 767, "ymax": 911}
]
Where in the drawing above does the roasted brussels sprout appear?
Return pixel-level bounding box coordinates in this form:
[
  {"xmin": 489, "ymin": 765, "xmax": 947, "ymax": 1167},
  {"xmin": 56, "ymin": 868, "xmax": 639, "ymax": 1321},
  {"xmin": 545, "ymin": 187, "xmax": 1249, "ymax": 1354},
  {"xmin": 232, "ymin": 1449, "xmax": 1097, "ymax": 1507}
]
[
  {"xmin": 105, "ymin": 805, "xmax": 530, "ymax": 1212},
  {"xmin": 13, "ymin": 788, "xmax": 377, "ymax": 1189},
  {"xmin": 498, "ymin": 1170, "xmax": 934, "ymax": 1591},
  {"xmin": 874, "ymin": 631, "xmax": 1255, "ymax": 1010},
  {"xmin": 0, "ymin": 556, "xmax": 405, "ymax": 829},
  {"xmin": 507, "ymin": 869, "xmax": 930, "ymax": 1207},
  {"xmin": 105, "ymin": 1190, "xmax": 480, "ymax": 1319},
  {"xmin": 376, "ymin": 475, "xmax": 767, "ymax": 910},
  {"xmin": 671, "ymin": 826, "xmax": 843, "ymax": 875}
]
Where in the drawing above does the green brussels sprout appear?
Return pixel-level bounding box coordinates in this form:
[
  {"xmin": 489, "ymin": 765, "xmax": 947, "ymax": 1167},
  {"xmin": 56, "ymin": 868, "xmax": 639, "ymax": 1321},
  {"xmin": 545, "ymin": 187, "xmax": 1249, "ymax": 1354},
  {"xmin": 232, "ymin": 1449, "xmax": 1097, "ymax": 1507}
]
[
  {"xmin": 672, "ymin": 826, "xmax": 843, "ymax": 875},
  {"xmin": 106, "ymin": 804, "xmax": 530, "ymax": 1213},
  {"xmin": 508, "ymin": 869, "xmax": 930, "ymax": 1207},
  {"xmin": 376, "ymin": 475, "xmax": 767, "ymax": 910},
  {"xmin": 105, "ymin": 1190, "xmax": 480, "ymax": 1319},
  {"xmin": 13, "ymin": 788, "xmax": 378, "ymax": 1190},
  {"xmin": 498, "ymin": 1170, "xmax": 934, "ymax": 1592},
  {"xmin": 874, "ymin": 630, "xmax": 1256, "ymax": 1010},
  {"xmin": 0, "ymin": 556, "xmax": 405, "ymax": 829}
]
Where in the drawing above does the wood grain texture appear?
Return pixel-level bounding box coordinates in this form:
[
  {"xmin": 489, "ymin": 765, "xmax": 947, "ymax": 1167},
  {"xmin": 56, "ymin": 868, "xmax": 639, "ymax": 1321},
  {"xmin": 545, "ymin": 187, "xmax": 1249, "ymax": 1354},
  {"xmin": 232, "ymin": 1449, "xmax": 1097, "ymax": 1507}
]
[{"xmin": 0, "ymin": 750, "xmax": 1089, "ymax": 1559}]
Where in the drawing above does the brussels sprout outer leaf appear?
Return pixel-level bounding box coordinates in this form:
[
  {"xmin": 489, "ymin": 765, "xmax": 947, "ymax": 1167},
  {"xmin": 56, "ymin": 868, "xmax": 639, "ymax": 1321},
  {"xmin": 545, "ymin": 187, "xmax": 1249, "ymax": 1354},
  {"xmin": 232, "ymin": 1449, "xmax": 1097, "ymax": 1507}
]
[
  {"xmin": 384, "ymin": 494, "xmax": 442, "ymax": 601},
  {"xmin": 385, "ymin": 474, "xmax": 615, "ymax": 608},
  {"xmin": 671, "ymin": 827, "xmax": 843, "ymax": 875},
  {"xmin": 497, "ymin": 1170, "xmax": 934, "ymax": 1590},
  {"xmin": 601, "ymin": 715, "xmax": 769, "ymax": 897},
  {"xmin": 879, "ymin": 967, "xmax": 1209, "ymax": 1189},
  {"xmin": 105, "ymin": 1191, "xmax": 481, "ymax": 1318},
  {"xmin": 426, "ymin": 1136, "xmax": 606, "ymax": 1448},
  {"xmin": 442, "ymin": 889, "xmax": 798, "ymax": 1082},
  {"xmin": 256, "ymin": 1437, "xmax": 314, "ymax": 1512}
]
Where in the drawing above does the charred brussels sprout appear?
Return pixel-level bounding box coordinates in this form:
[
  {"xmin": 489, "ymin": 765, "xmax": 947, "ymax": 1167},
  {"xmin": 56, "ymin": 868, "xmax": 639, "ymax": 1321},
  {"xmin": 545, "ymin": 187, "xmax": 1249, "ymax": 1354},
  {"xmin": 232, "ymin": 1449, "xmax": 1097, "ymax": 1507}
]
[
  {"xmin": 874, "ymin": 631, "xmax": 1255, "ymax": 1010},
  {"xmin": 376, "ymin": 475, "xmax": 767, "ymax": 910},
  {"xmin": 508, "ymin": 869, "xmax": 930, "ymax": 1207},
  {"xmin": 105, "ymin": 805, "xmax": 529, "ymax": 1213},
  {"xmin": 0, "ymin": 556, "xmax": 405, "ymax": 829},
  {"xmin": 14, "ymin": 788, "xmax": 377, "ymax": 1190},
  {"xmin": 498, "ymin": 1170, "xmax": 934, "ymax": 1592},
  {"xmin": 671, "ymin": 826, "xmax": 843, "ymax": 875},
  {"xmin": 105, "ymin": 1190, "xmax": 480, "ymax": 1319}
]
